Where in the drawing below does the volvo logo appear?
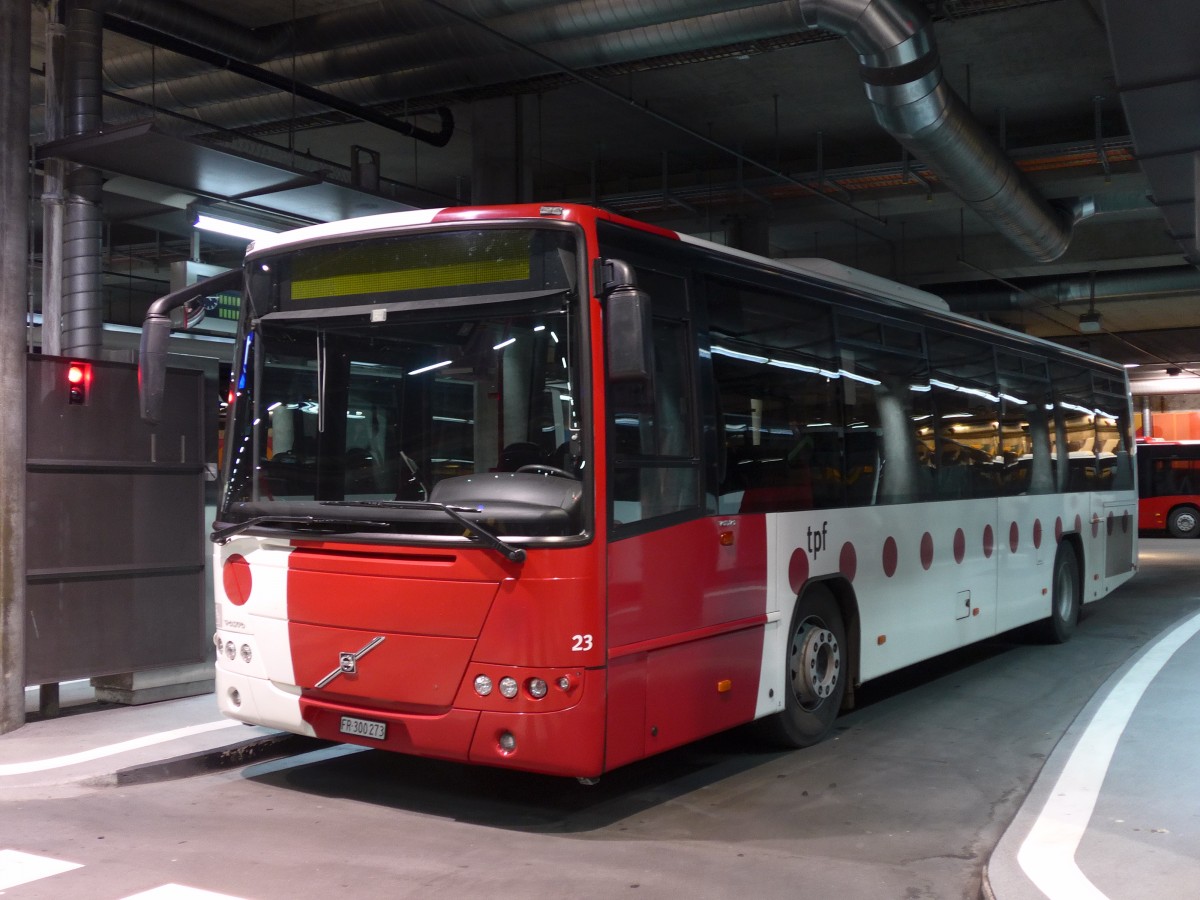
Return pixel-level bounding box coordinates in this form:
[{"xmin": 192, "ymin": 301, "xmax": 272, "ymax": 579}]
[{"xmin": 315, "ymin": 635, "xmax": 385, "ymax": 689}]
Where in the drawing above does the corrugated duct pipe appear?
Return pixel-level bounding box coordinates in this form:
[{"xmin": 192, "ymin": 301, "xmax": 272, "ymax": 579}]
[
  {"xmin": 60, "ymin": 0, "xmax": 1074, "ymax": 264},
  {"xmin": 61, "ymin": 0, "xmax": 106, "ymax": 358},
  {"xmin": 101, "ymin": 0, "xmax": 737, "ymax": 90},
  {"xmin": 796, "ymin": 0, "xmax": 1073, "ymax": 262},
  {"xmin": 101, "ymin": 1, "xmax": 771, "ymax": 125}
]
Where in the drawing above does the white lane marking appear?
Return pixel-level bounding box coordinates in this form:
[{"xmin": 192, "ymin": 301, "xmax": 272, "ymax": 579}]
[
  {"xmin": 0, "ymin": 849, "xmax": 83, "ymax": 890},
  {"xmin": 121, "ymin": 885, "xmax": 249, "ymax": 899},
  {"xmin": 0, "ymin": 720, "xmax": 242, "ymax": 777},
  {"xmin": 1017, "ymin": 609, "xmax": 1200, "ymax": 900}
]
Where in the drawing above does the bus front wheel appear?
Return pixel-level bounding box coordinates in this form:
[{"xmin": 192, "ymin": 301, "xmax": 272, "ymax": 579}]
[
  {"xmin": 1044, "ymin": 541, "xmax": 1081, "ymax": 644},
  {"xmin": 1167, "ymin": 506, "xmax": 1200, "ymax": 538},
  {"xmin": 759, "ymin": 584, "xmax": 846, "ymax": 749}
]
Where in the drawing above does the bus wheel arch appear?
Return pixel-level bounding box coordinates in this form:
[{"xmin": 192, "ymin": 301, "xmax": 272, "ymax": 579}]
[
  {"xmin": 759, "ymin": 578, "xmax": 857, "ymax": 749},
  {"xmin": 1167, "ymin": 505, "xmax": 1200, "ymax": 538}
]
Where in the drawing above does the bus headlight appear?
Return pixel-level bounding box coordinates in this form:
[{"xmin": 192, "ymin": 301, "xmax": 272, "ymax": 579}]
[
  {"xmin": 526, "ymin": 678, "xmax": 548, "ymax": 699},
  {"xmin": 474, "ymin": 674, "xmax": 494, "ymax": 697},
  {"xmin": 498, "ymin": 677, "xmax": 519, "ymax": 698}
]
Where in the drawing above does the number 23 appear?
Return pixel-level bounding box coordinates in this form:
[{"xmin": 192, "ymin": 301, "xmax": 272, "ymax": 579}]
[{"xmin": 571, "ymin": 634, "xmax": 593, "ymax": 652}]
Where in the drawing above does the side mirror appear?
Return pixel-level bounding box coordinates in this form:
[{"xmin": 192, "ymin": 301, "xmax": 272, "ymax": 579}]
[
  {"xmin": 138, "ymin": 267, "xmax": 243, "ymax": 425},
  {"xmin": 138, "ymin": 314, "xmax": 172, "ymax": 425},
  {"xmin": 601, "ymin": 259, "xmax": 654, "ymax": 383}
]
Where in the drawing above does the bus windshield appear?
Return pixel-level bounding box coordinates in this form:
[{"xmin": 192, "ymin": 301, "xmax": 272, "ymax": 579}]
[{"xmin": 219, "ymin": 226, "xmax": 587, "ymax": 541}]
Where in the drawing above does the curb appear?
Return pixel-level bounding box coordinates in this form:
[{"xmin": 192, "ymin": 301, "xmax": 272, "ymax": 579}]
[{"xmin": 95, "ymin": 733, "xmax": 331, "ymax": 787}]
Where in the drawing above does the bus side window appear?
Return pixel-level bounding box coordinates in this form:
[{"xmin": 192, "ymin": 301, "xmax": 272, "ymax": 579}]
[
  {"xmin": 996, "ymin": 351, "xmax": 1054, "ymax": 496},
  {"xmin": 838, "ymin": 316, "xmax": 931, "ymax": 505},
  {"xmin": 1095, "ymin": 372, "xmax": 1134, "ymax": 492},
  {"xmin": 706, "ymin": 280, "xmax": 840, "ymax": 514},
  {"xmin": 928, "ymin": 329, "xmax": 1001, "ymax": 500}
]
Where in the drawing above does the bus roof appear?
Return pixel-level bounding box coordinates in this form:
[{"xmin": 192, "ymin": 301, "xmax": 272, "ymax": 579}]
[
  {"xmin": 776, "ymin": 258, "xmax": 949, "ymax": 312},
  {"xmin": 240, "ymin": 204, "xmax": 1123, "ymax": 375}
]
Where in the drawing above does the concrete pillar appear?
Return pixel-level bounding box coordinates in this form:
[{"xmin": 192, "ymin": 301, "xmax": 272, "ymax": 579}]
[
  {"xmin": 1194, "ymin": 151, "xmax": 1200, "ymax": 264},
  {"xmin": 0, "ymin": 0, "xmax": 31, "ymax": 734},
  {"xmin": 470, "ymin": 95, "xmax": 537, "ymax": 205}
]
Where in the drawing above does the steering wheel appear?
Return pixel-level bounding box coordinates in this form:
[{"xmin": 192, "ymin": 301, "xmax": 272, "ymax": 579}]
[{"xmin": 516, "ymin": 463, "xmax": 576, "ymax": 479}]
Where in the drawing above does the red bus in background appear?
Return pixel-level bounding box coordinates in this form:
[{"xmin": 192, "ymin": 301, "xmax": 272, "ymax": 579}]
[
  {"xmin": 141, "ymin": 203, "xmax": 1137, "ymax": 780},
  {"xmin": 1136, "ymin": 439, "xmax": 1200, "ymax": 537}
]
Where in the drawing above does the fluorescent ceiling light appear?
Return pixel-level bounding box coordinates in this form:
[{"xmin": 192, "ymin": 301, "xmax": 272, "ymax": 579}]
[
  {"xmin": 408, "ymin": 360, "xmax": 452, "ymax": 375},
  {"xmin": 195, "ymin": 214, "xmax": 279, "ymax": 242},
  {"xmin": 711, "ymin": 345, "xmax": 768, "ymax": 364}
]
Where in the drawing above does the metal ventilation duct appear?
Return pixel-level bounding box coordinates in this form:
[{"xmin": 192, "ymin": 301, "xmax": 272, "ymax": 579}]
[
  {"xmin": 62, "ymin": 0, "xmax": 106, "ymax": 358},
  {"xmin": 796, "ymin": 0, "xmax": 1072, "ymax": 262},
  {"xmin": 940, "ymin": 267, "xmax": 1200, "ymax": 314},
  {"xmin": 53, "ymin": 0, "xmax": 1073, "ymax": 264}
]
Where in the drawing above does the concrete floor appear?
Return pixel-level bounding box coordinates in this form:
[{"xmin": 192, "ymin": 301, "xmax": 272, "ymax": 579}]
[{"xmin": 1, "ymin": 538, "xmax": 1197, "ymax": 900}]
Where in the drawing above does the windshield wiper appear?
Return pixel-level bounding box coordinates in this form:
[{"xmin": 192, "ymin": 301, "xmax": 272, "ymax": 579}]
[
  {"xmin": 320, "ymin": 500, "xmax": 526, "ymax": 563},
  {"xmin": 211, "ymin": 515, "xmax": 395, "ymax": 545}
]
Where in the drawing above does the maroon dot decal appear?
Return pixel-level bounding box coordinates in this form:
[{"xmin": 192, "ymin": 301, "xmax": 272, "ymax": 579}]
[
  {"xmin": 1055, "ymin": 517, "xmax": 1064, "ymax": 543},
  {"xmin": 920, "ymin": 532, "xmax": 934, "ymax": 570},
  {"xmin": 1033, "ymin": 519, "xmax": 1043, "ymax": 550},
  {"xmin": 983, "ymin": 524, "xmax": 995, "ymax": 559},
  {"xmin": 1075, "ymin": 514, "xmax": 1083, "ymax": 535},
  {"xmin": 223, "ymin": 554, "xmax": 252, "ymax": 606},
  {"xmin": 1009, "ymin": 521, "xmax": 1020, "ymax": 554},
  {"xmin": 1091, "ymin": 515, "xmax": 1099, "ymax": 538},
  {"xmin": 953, "ymin": 528, "xmax": 966, "ymax": 564},
  {"xmin": 788, "ymin": 548, "xmax": 810, "ymax": 595},
  {"xmin": 1122, "ymin": 510, "xmax": 1131, "ymax": 534},
  {"xmin": 839, "ymin": 541, "xmax": 857, "ymax": 582},
  {"xmin": 883, "ymin": 536, "xmax": 899, "ymax": 578}
]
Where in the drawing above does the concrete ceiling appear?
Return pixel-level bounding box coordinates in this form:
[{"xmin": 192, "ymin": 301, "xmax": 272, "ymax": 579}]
[{"xmin": 26, "ymin": 0, "xmax": 1200, "ymax": 385}]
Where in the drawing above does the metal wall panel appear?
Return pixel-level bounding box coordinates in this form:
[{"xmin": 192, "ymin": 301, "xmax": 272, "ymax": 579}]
[{"xmin": 25, "ymin": 355, "xmax": 206, "ymax": 685}]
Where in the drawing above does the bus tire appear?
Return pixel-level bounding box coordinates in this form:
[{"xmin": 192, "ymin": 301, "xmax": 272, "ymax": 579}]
[
  {"xmin": 759, "ymin": 583, "xmax": 846, "ymax": 749},
  {"xmin": 1044, "ymin": 541, "xmax": 1081, "ymax": 644},
  {"xmin": 1167, "ymin": 506, "xmax": 1200, "ymax": 538}
]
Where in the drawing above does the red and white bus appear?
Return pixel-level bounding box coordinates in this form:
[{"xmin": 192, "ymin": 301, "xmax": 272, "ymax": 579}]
[
  {"xmin": 141, "ymin": 203, "xmax": 1138, "ymax": 779},
  {"xmin": 1136, "ymin": 439, "xmax": 1200, "ymax": 537}
]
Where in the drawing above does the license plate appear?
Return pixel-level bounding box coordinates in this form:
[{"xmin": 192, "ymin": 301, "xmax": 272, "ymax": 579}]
[{"xmin": 339, "ymin": 715, "xmax": 386, "ymax": 741}]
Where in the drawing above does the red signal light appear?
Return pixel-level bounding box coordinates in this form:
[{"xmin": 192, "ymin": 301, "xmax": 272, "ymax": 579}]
[{"xmin": 67, "ymin": 361, "xmax": 91, "ymax": 405}]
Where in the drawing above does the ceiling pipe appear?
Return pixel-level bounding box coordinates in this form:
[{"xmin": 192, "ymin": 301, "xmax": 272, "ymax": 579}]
[
  {"xmin": 101, "ymin": 0, "xmax": 760, "ymax": 93},
  {"xmin": 939, "ymin": 267, "xmax": 1200, "ymax": 313},
  {"xmin": 102, "ymin": 0, "xmax": 568, "ymax": 87},
  {"xmin": 42, "ymin": 0, "xmax": 1074, "ymax": 264},
  {"xmin": 60, "ymin": 0, "xmax": 106, "ymax": 359},
  {"xmin": 67, "ymin": 3, "xmax": 836, "ymax": 151},
  {"xmin": 100, "ymin": 1, "xmax": 782, "ymax": 121},
  {"xmin": 796, "ymin": 0, "xmax": 1073, "ymax": 262},
  {"xmin": 103, "ymin": 16, "xmax": 455, "ymax": 147}
]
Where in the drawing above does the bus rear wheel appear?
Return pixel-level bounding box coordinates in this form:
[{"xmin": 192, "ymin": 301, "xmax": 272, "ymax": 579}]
[
  {"xmin": 1044, "ymin": 541, "xmax": 1081, "ymax": 644},
  {"xmin": 1167, "ymin": 506, "xmax": 1200, "ymax": 538},
  {"xmin": 759, "ymin": 584, "xmax": 846, "ymax": 749}
]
